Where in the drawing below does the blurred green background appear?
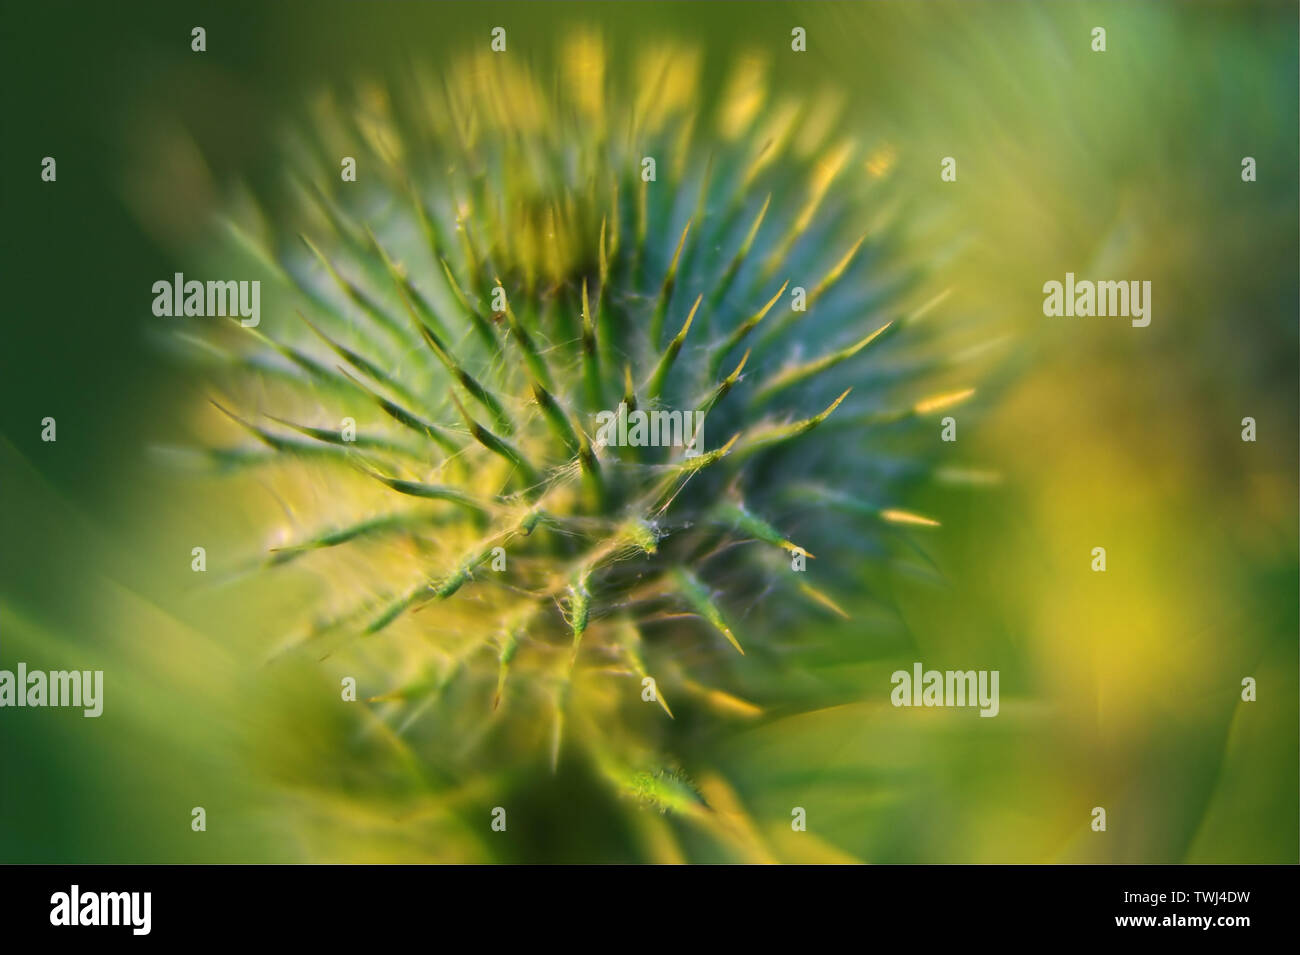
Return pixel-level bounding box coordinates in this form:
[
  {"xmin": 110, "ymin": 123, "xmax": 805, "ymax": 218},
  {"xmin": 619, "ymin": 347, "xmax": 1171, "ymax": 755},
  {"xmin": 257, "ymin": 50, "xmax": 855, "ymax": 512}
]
[{"xmin": 1, "ymin": 0, "xmax": 1295, "ymax": 862}]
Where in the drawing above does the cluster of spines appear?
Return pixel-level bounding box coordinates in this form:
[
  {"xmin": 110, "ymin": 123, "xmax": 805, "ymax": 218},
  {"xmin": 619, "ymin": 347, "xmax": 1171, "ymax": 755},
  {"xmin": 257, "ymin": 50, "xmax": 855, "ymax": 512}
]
[{"xmin": 178, "ymin": 46, "xmax": 974, "ymax": 777}]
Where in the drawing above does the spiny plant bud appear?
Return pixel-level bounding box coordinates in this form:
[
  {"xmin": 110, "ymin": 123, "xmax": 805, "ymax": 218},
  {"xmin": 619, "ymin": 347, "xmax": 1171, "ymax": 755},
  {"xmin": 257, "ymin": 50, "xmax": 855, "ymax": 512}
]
[{"xmin": 177, "ymin": 35, "xmax": 974, "ymax": 848}]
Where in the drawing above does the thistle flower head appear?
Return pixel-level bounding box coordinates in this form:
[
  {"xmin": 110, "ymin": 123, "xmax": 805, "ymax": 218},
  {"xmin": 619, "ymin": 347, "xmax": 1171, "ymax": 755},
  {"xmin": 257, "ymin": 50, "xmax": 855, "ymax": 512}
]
[{"xmin": 180, "ymin": 34, "xmax": 970, "ymax": 849}]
